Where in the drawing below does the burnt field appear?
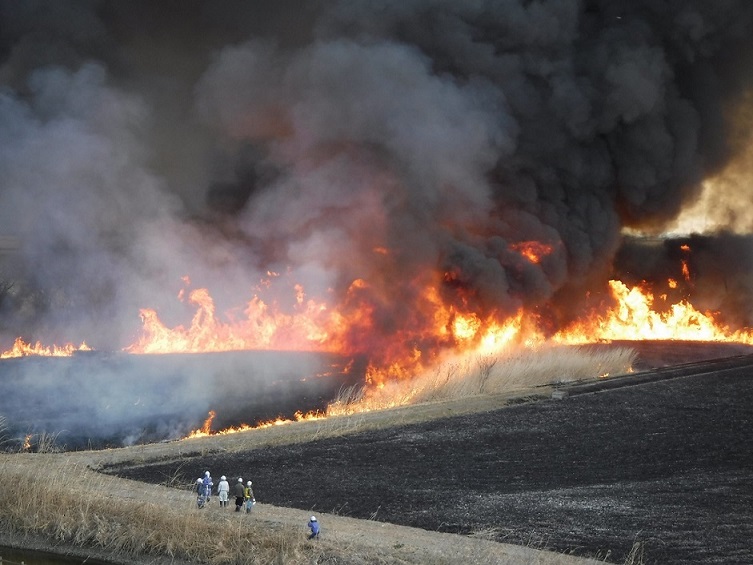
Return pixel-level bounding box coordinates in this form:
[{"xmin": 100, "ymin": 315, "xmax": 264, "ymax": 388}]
[{"xmin": 107, "ymin": 344, "xmax": 753, "ymax": 565}]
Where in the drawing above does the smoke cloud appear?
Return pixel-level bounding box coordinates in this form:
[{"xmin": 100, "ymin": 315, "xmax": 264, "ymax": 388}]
[{"xmin": 1, "ymin": 1, "xmax": 753, "ymax": 442}]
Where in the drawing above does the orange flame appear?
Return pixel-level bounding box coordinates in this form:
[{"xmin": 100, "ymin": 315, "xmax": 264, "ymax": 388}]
[
  {"xmin": 185, "ymin": 410, "xmax": 216, "ymax": 438},
  {"xmin": 0, "ymin": 338, "xmax": 91, "ymax": 359},
  {"xmin": 185, "ymin": 409, "xmax": 327, "ymax": 438},
  {"xmin": 8, "ymin": 240, "xmax": 753, "ymax": 443},
  {"xmin": 510, "ymin": 241, "xmax": 554, "ymax": 264},
  {"xmin": 172, "ymin": 266, "xmax": 753, "ymax": 439},
  {"xmin": 124, "ymin": 285, "xmax": 345, "ymax": 355},
  {"xmin": 553, "ymin": 279, "xmax": 753, "ymax": 344},
  {"xmin": 680, "ymin": 244, "xmax": 692, "ymax": 282}
]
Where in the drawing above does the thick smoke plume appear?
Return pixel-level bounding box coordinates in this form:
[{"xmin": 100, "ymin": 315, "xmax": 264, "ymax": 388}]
[{"xmin": 1, "ymin": 1, "xmax": 753, "ymax": 443}]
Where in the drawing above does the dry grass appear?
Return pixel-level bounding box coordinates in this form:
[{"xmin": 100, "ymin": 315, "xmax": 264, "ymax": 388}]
[
  {"xmin": 0, "ymin": 454, "xmax": 317, "ymax": 564},
  {"xmin": 0, "ymin": 345, "xmax": 642, "ymax": 565},
  {"xmin": 327, "ymin": 345, "xmax": 636, "ymax": 415}
]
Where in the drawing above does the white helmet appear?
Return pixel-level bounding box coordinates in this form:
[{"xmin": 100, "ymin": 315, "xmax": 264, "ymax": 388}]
[
  {"xmin": 220, "ymin": 476, "xmax": 226, "ymax": 481},
  {"xmin": 238, "ymin": 477, "xmax": 243, "ymax": 482},
  {"xmin": 247, "ymin": 480, "xmax": 252, "ymax": 486},
  {"xmin": 310, "ymin": 516, "xmax": 317, "ymax": 522},
  {"xmin": 204, "ymin": 471, "xmax": 210, "ymax": 477},
  {"xmin": 196, "ymin": 478, "xmax": 203, "ymax": 484}
]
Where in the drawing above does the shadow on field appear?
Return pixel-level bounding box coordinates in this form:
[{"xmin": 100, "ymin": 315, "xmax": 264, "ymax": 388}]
[{"xmin": 106, "ymin": 343, "xmax": 753, "ymax": 565}]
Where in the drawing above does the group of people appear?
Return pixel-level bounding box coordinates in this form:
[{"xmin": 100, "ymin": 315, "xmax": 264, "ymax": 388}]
[
  {"xmin": 195, "ymin": 470, "xmax": 255, "ymax": 513},
  {"xmin": 194, "ymin": 470, "xmax": 321, "ymax": 539}
]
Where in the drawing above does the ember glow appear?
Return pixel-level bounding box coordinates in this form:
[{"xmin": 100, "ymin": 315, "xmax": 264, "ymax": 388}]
[{"xmin": 510, "ymin": 241, "xmax": 555, "ymax": 264}]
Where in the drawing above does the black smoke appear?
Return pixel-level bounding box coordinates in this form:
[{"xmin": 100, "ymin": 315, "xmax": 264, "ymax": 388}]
[{"xmin": 1, "ymin": 0, "xmax": 753, "ymax": 354}]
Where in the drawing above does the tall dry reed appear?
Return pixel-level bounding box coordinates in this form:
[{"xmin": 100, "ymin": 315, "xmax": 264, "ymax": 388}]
[{"xmin": 328, "ymin": 345, "xmax": 636, "ymax": 414}]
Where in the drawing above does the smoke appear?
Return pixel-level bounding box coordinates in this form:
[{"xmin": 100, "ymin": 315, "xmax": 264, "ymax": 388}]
[
  {"xmin": 1, "ymin": 1, "xmax": 753, "ymax": 441},
  {"xmin": 2, "ymin": 350, "xmax": 353, "ymax": 447}
]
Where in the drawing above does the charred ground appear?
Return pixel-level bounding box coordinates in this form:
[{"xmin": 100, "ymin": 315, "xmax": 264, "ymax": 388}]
[{"xmin": 106, "ymin": 343, "xmax": 753, "ymax": 565}]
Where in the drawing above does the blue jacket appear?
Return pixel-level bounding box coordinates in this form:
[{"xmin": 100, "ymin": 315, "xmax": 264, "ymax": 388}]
[
  {"xmin": 308, "ymin": 520, "xmax": 320, "ymax": 535},
  {"xmin": 202, "ymin": 476, "xmax": 213, "ymax": 496}
]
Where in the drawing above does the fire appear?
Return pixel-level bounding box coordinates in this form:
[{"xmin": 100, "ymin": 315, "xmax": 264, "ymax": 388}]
[
  {"xmin": 0, "ymin": 337, "xmax": 91, "ymax": 359},
  {"xmin": 680, "ymin": 244, "xmax": 692, "ymax": 282},
  {"xmin": 185, "ymin": 410, "xmax": 216, "ymax": 438},
  {"xmin": 554, "ymin": 279, "xmax": 753, "ymax": 344},
  {"xmin": 185, "ymin": 409, "xmax": 327, "ymax": 438},
  {"xmin": 510, "ymin": 241, "xmax": 554, "ymax": 264},
  {"xmin": 124, "ymin": 284, "xmax": 346, "ymax": 355},
  {"xmin": 9, "ymin": 237, "xmax": 753, "ymax": 443}
]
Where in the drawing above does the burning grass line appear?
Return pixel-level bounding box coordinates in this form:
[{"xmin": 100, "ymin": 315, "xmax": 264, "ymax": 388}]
[{"xmin": 328, "ymin": 345, "xmax": 637, "ymax": 417}]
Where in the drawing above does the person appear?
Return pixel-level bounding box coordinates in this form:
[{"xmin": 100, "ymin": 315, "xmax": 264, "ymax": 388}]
[
  {"xmin": 217, "ymin": 475, "xmax": 230, "ymax": 508},
  {"xmin": 195, "ymin": 478, "xmax": 206, "ymax": 509},
  {"xmin": 244, "ymin": 480, "xmax": 256, "ymax": 513},
  {"xmin": 202, "ymin": 471, "xmax": 213, "ymax": 503},
  {"xmin": 232, "ymin": 477, "xmax": 245, "ymax": 512},
  {"xmin": 307, "ymin": 516, "xmax": 320, "ymax": 540}
]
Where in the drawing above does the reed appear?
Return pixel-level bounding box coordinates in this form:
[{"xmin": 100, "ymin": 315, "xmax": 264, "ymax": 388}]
[{"xmin": 328, "ymin": 345, "xmax": 636, "ymax": 414}]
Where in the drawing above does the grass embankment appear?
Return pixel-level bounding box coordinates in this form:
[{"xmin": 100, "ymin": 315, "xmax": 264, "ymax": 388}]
[
  {"xmin": 1, "ymin": 345, "xmax": 638, "ymax": 565},
  {"xmin": 0, "ymin": 455, "xmax": 313, "ymax": 564}
]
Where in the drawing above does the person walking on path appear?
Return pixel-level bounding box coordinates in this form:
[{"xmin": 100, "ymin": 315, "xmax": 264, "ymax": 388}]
[
  {"xmin": 217, "ymin": 475, "xmax": 230, "ymax": 508},
  {"xmin": 233, "ymin": 477, "xmax": 245, "ymax": 512},
  {"xmin": 307, "ymin": 516, "xmax": 320, "ymax": 540},
  {"xmin": 244, "ymin": 480, "xmax": 256, "ymax": 513}
]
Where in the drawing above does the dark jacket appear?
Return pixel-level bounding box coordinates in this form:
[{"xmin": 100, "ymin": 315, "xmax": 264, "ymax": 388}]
[{"xmin": 232, "ymin": 481, "xmax": 245, "ymax": 498}]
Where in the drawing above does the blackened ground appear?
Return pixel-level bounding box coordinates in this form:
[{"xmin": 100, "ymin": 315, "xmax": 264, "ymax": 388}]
[{"xmin": 109, "ymin": 349, "xmax": 753, "ymax": 565}]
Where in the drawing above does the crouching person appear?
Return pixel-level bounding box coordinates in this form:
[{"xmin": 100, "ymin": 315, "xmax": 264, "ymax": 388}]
[{"xmin": 307, "ymin": 516, "xmax": 320, "ymax": 540}]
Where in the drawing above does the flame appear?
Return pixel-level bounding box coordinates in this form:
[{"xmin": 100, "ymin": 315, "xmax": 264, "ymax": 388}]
[
  {"xmin": 553, "ymin": 279, "xmax": 753, "ymax": 344},
  {"xmin": 185, "ymin": 410, "xmax": 216, "ymax": 438},
  {"xmin": 680, "ymin": 244, "xmax": 692, "ymax": 283},
  {"xmin": 9, "ymin": 238, "xmax": 753, "ymax": 442},
  {"xmin": 510, "ymin": 241, "xmax": 554, "ymax": 264},
  {"xmin": 0, "ymin": 338, "xmax": 91, "ymax": 359},
  {"xmin": 185, "ymin": 409, "xmax": 327, "ymax": 438},
  {"xmin": 124, "ymin": 284, "xmax": 345, "ymax": 355}
]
